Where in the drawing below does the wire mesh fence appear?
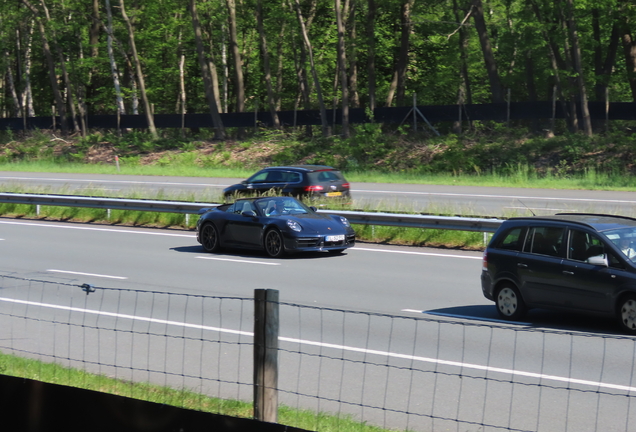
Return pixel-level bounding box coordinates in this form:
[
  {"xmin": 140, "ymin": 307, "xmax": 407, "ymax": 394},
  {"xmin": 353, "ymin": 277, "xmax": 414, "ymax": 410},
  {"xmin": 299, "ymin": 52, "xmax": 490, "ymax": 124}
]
[{"xmin": 1, "ymin": 273, "xmax": 635, "ymax": 432}]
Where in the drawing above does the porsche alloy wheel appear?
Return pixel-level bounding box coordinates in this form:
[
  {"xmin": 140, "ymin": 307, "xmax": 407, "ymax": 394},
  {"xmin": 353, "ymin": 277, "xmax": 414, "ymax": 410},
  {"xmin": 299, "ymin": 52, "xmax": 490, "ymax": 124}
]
[
  {"xmin": 264, "ymin": 229, "xmax": 284, "ymax": 258},
  {"xmin": 495, "ymin": 283, "xmax": 526, "ymax": 320},
  {"xmin": 201, "ymin": 223, "xmax": 220, "ymax": 253}
]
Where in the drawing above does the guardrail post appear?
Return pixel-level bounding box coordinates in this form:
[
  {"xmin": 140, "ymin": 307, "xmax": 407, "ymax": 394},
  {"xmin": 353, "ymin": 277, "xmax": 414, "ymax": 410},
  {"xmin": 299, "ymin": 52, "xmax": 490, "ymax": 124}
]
[{"xmin": 253, "ymin": 289, "xmax": 279, "ymax": 423}]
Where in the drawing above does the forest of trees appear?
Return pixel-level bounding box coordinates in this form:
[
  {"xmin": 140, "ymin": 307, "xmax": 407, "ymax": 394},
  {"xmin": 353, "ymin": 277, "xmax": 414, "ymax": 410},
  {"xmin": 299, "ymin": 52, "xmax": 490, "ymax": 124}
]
[{"xmin": 1, "ymin": 0, "xmax": 635, "ymax": 138}]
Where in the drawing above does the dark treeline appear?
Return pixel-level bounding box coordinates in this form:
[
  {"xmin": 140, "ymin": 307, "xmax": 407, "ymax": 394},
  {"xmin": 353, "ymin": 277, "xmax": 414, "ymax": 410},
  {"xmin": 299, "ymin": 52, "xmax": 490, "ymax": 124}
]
[{"xmin": 1, "ymin": 0, "xmax": 635, "ymax": 138}]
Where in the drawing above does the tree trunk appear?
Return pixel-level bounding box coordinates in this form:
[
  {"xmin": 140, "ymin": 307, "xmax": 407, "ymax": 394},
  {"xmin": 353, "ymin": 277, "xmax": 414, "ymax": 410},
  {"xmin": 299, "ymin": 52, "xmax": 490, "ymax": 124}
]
[
  {"xmin": 528, "ymin": 0, "xmax": 571, "ymax": 129},
  {"xmin": 190, "ymin": 0, "xmax": 225, "ymax": 140},
  {"xmin": 592, "ymin": 9, "xmax": 619, "ymax": 131},
  {"xmin": 525, "ymin": 50, "xmax": 539, "ymax": 133},
  {"xmin": 366, "ymin": 0, "xmax": 376, "ymax": 111},
  {"xmin": 294, "ymin": 0, "xmax": 329, "ymax": 137},
  {"xmin": 87, "ymin": 0, "xmax": 100, "ymax": 103},
  {"xmin": 395, "ymin": 0, "xmax": 414, "ymax": 106},
  {"xmin": 5, "ymin": 49, "xmax": 22, "ymax": 117},
  {"xmin": 119, "ymin": 0, "xmax": 158, "ymax": 139},
  {"xmin": 471, "ymin": 0, "xmax": 504, "ymax": 103},
  {"xmin": 348, "ymin": 0, "xmax": 359, "ymax": 108},
  {"xmin": 452, "ymin": 0, "xmax": 473, "ymax": 133},
  {"xmin": 257, "ymin": 0, "xmax": 280, "ymax": 128},
  {"xmin": 206, "ymin": 40, "xmax": 222, "ymax": 114},
  {"xmin": 221, "ymin": 24, "xmax": 229, "ymax": 113},
  {"xmin": 620, "ymin": 22, "xmax": 636, "ymax": 102},
  {"xmin": 275, "ymin": 20, "xmax": 286, "ymax": 111},
  {"xmin": 593, "ymin": 10, "xmax": 619, "ymax": 102},
  {"xmin": 22, "ymin": 23, "xmax": 35, "ymax": 117},
  {"xmin": 566, "ymin": 0, "xmax": 592, "ymax": 136},
  {"xmin": 335, "ymin": 0, "xmax": 349, "ymax": 137},
  {"xmin": 226, "ymin": 0, "xmax": 245, "ymax": 116},
  {"xmin": 104, "ymin": 0, "xmax": 126, "ymax": 115},
  {"xmin": 20, "ymin": 0, "xmax": 67, "ymax": 134},
  {"xmin": 40, "ymin": 0, "xmax": 82, "ymax": 134}
]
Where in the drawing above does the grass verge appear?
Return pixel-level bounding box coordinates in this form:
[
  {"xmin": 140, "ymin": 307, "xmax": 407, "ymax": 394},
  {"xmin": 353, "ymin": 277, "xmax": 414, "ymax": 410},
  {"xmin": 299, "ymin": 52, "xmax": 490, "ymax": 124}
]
[{"xmin": 0, "ymin": 350, "xmax": 388, "ymax": 432}]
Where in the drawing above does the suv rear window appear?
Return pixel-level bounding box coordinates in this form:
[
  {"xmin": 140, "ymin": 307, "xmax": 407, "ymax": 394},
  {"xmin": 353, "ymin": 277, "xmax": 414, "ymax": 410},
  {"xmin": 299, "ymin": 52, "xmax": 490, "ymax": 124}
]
[
  {"xmin": 493, "ymin": 227, "xmax": 526, "ymax": 251},
  {"xmin": 308, "ymin": 170, "xmax": 344, "ymax": 182}
]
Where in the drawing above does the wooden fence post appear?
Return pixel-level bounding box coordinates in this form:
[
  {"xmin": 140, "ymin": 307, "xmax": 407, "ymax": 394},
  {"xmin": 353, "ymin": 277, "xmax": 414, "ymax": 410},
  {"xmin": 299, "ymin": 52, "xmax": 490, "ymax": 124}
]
[{"xmin": 253, "ymin": 289, "xmax": 279, "ymax": 423}]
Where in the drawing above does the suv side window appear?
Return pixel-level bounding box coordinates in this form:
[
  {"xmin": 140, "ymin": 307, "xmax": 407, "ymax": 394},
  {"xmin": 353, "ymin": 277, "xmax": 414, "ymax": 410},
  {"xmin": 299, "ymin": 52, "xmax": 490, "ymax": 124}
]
[
  {"xmin": 568, "ymin": 229, "xmax": 605, "ymax": 262},
  {"xmin": 525, "ymin": 226, "xmax": 564, "ymax": 257},
  {"xmin": 247, "ymin": 172, "xmax": 268, "ymax": 183},
  {"xmin": 493, "ymin": 227, "xmax": 526, "ymax": 251}
]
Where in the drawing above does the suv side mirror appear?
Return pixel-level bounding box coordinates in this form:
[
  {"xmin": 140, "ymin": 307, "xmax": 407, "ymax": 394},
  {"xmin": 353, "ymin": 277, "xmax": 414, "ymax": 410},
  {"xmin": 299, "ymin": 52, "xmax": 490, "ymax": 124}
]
[{"xmin": 587, "ymin": 254, "xmax": 608, "ymax": 267}]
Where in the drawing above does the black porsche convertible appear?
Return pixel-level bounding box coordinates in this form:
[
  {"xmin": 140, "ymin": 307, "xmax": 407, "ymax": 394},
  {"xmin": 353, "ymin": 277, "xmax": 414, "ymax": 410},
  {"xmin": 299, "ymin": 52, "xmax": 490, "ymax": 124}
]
[{"xmin": 196, "ymin": 197, "xmax": 356, "ymax": 257}]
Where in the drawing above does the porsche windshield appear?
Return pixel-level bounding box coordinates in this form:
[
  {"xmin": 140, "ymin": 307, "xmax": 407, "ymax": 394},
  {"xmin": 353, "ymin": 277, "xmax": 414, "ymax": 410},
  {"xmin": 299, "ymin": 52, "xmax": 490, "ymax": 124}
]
[{"xmin": 256, "ymin": 198, "xmax": 310, "ymax": 216}]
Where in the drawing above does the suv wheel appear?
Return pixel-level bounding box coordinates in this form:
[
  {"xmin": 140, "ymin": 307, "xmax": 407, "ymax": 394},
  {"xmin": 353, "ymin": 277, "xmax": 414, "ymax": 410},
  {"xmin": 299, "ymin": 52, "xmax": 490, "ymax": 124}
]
[
  {"xmin": 496, "ymin": 283, "xmax": 527, "ymax": 320},
  {"xmin": 618, "ymin": 295, "xmax": 636, "ymax": 334}
]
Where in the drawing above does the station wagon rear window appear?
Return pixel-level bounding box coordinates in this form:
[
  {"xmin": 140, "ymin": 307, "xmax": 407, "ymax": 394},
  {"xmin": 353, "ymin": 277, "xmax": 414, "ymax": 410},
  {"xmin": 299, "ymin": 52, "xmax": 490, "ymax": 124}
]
[{"xmin": 493, "ymin": 227, "xmax": 526, "ymax": 251}]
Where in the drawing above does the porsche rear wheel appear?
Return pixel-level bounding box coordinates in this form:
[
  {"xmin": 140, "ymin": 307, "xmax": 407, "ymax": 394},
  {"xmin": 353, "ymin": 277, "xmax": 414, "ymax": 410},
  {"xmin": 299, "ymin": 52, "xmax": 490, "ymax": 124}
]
[
  {"xmin": 264, "ymin": 229, "xmax": 284, "ymax": 258},
  {"xmin": 201, "ymin": 223, "xmax": 220, "ymax": 253}
]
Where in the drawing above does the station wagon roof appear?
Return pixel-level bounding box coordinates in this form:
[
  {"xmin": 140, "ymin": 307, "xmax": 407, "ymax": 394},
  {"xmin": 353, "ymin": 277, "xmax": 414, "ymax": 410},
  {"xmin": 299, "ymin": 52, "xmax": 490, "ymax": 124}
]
[{"xmin": 507, "ymin": 213, "xmax": 636, "ymax": 232}]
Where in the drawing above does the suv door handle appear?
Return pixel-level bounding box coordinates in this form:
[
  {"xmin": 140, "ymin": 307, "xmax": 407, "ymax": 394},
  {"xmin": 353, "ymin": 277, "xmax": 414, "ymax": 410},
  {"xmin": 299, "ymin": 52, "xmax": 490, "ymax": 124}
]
[
  {"xmin": 562, "ymin": 270, "xmax": 574, "ymax": 275},
  {"xmin": 517, "ymin": 263, "xmax": 528, "ymax": 268}
]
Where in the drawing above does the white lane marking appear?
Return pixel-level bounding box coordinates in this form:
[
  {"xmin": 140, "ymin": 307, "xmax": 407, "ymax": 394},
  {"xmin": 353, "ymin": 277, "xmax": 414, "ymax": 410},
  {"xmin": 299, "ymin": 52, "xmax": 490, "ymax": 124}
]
[
  {"xmin": 354, "ymin": 247, "xmax": 482, "ymax": 260},
  {"xmin": 0, "ymin": 297, "xmax": 250, "ymax": 336},
  {"xmin": 0, "ymin": 176, "xmax": 227, "ymax": 188},
  {"xmin": 354, "ymin": 189, "xmax": 636, "ymax": 204},
  {"xmin": 403, "ymin": 309, "xmax": 532, "ymax": 325},
  {"xmin": 196, "ymin": 256, "xmax": 280, "ymax": 266},
  {"xmin": 0, "ymin": 295, "xmax": 632, "ymax": 394},
  {"xmin": 0, "ymin": 220, "xmax": 195, "ymax": 237},
  {"xmin": 46, "ymin": 269, "xmax": 128, "ymax": 280}
]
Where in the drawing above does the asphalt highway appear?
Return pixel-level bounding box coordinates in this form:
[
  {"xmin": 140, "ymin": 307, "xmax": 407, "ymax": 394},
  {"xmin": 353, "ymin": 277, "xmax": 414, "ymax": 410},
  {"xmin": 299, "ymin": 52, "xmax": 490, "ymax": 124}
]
[
  {"xmin": 1, "ymin": 218, "xmax": 635, "ymax": 431},
  {"xmin": 3, "ymin": 171, "xmax": 636, "ymax": 216}
]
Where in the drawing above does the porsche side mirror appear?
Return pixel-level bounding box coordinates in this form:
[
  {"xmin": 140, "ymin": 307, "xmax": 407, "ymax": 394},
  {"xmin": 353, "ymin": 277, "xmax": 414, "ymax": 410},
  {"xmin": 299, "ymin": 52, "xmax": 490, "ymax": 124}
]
[
  {"xmin": 310, "ymin": 206, "xmax": 318, "ymax": 212},
  {"xmin": 242, "ymin": 210, "xmax": 256, "ymax": 217}
]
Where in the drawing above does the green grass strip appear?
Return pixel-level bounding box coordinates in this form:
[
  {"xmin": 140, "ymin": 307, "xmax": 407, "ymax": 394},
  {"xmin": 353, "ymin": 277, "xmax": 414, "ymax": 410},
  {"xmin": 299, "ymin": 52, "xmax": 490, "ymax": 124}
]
[{"xmin": 0, "ymin": 350, "xmax": 391, "ymax": 432}]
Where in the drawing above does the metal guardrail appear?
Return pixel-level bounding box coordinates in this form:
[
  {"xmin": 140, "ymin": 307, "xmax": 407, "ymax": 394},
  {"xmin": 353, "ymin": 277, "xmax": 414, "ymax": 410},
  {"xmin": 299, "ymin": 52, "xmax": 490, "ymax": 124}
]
[{"xmin": 0, "ymin": 192, "xmax": 504, "ymax": 233}]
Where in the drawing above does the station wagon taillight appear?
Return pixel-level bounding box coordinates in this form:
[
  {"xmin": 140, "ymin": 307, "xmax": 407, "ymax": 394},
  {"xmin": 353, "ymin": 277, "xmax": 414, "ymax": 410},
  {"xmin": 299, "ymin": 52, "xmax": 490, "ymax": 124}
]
[
  {"xmin": 482, "ymin": 251, "xmax": 488, "ymax": 271},
  {"xmin": 304, "ymin": 185, "xmax": 324, "ymax": 192},
  {"xmin": 342, "ymin": 182, "xmax": 350, "ymax": 189}
]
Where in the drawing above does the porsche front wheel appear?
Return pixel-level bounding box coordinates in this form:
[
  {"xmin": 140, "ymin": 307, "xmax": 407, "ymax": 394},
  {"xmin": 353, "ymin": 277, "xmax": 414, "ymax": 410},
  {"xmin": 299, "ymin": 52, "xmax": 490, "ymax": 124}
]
[{"xmin": 264, "ymin": 229, "xmax": 285, "ymax": 258}]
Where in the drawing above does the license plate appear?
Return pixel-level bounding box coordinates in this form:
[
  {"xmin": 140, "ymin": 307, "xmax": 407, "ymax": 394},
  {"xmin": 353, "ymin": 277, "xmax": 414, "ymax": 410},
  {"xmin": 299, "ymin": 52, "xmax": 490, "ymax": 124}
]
[
  {"xmin": 325, "ymin": 235, "xmax": 345, "ymax": 242},
  {"xmin": 325, "ymin": 192, "xmax": 342, "ymax": 197}
]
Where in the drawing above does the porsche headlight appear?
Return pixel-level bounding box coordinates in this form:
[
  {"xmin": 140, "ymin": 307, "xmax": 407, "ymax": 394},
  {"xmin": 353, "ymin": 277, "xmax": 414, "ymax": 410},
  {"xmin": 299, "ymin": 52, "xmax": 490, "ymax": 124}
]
[
  {"xmin": 338, "ymin": 216, "xmax": 350, "ymax": 227},
  {"xmin": 287, "ymin": 219, "xmax": 302, "ymax": 232}
]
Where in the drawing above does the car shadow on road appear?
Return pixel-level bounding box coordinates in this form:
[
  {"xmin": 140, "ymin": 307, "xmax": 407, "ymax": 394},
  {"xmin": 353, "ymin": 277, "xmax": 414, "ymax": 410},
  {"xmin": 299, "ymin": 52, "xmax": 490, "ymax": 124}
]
[
  {"xmin": 426, "ymin": 305, "xmax": 623, "ymax": 336},
  {"xmin": 169, "ymin": 245, "xmax": 347, "ymax": 260}
]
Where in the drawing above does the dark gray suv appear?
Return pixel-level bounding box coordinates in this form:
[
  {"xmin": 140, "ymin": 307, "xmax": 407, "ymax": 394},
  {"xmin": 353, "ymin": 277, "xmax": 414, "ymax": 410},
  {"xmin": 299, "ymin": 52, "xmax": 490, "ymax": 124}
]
[{"xmin": 481, "ymin": 213, "xmax": 636, "ymax": 333}]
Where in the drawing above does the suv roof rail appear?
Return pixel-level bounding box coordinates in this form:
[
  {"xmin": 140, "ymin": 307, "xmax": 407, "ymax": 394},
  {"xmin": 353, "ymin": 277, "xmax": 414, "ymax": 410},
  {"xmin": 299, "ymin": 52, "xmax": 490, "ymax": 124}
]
[{"xmin": 555, "ymin": 212, "xmax": 636, "ymax": 222}]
